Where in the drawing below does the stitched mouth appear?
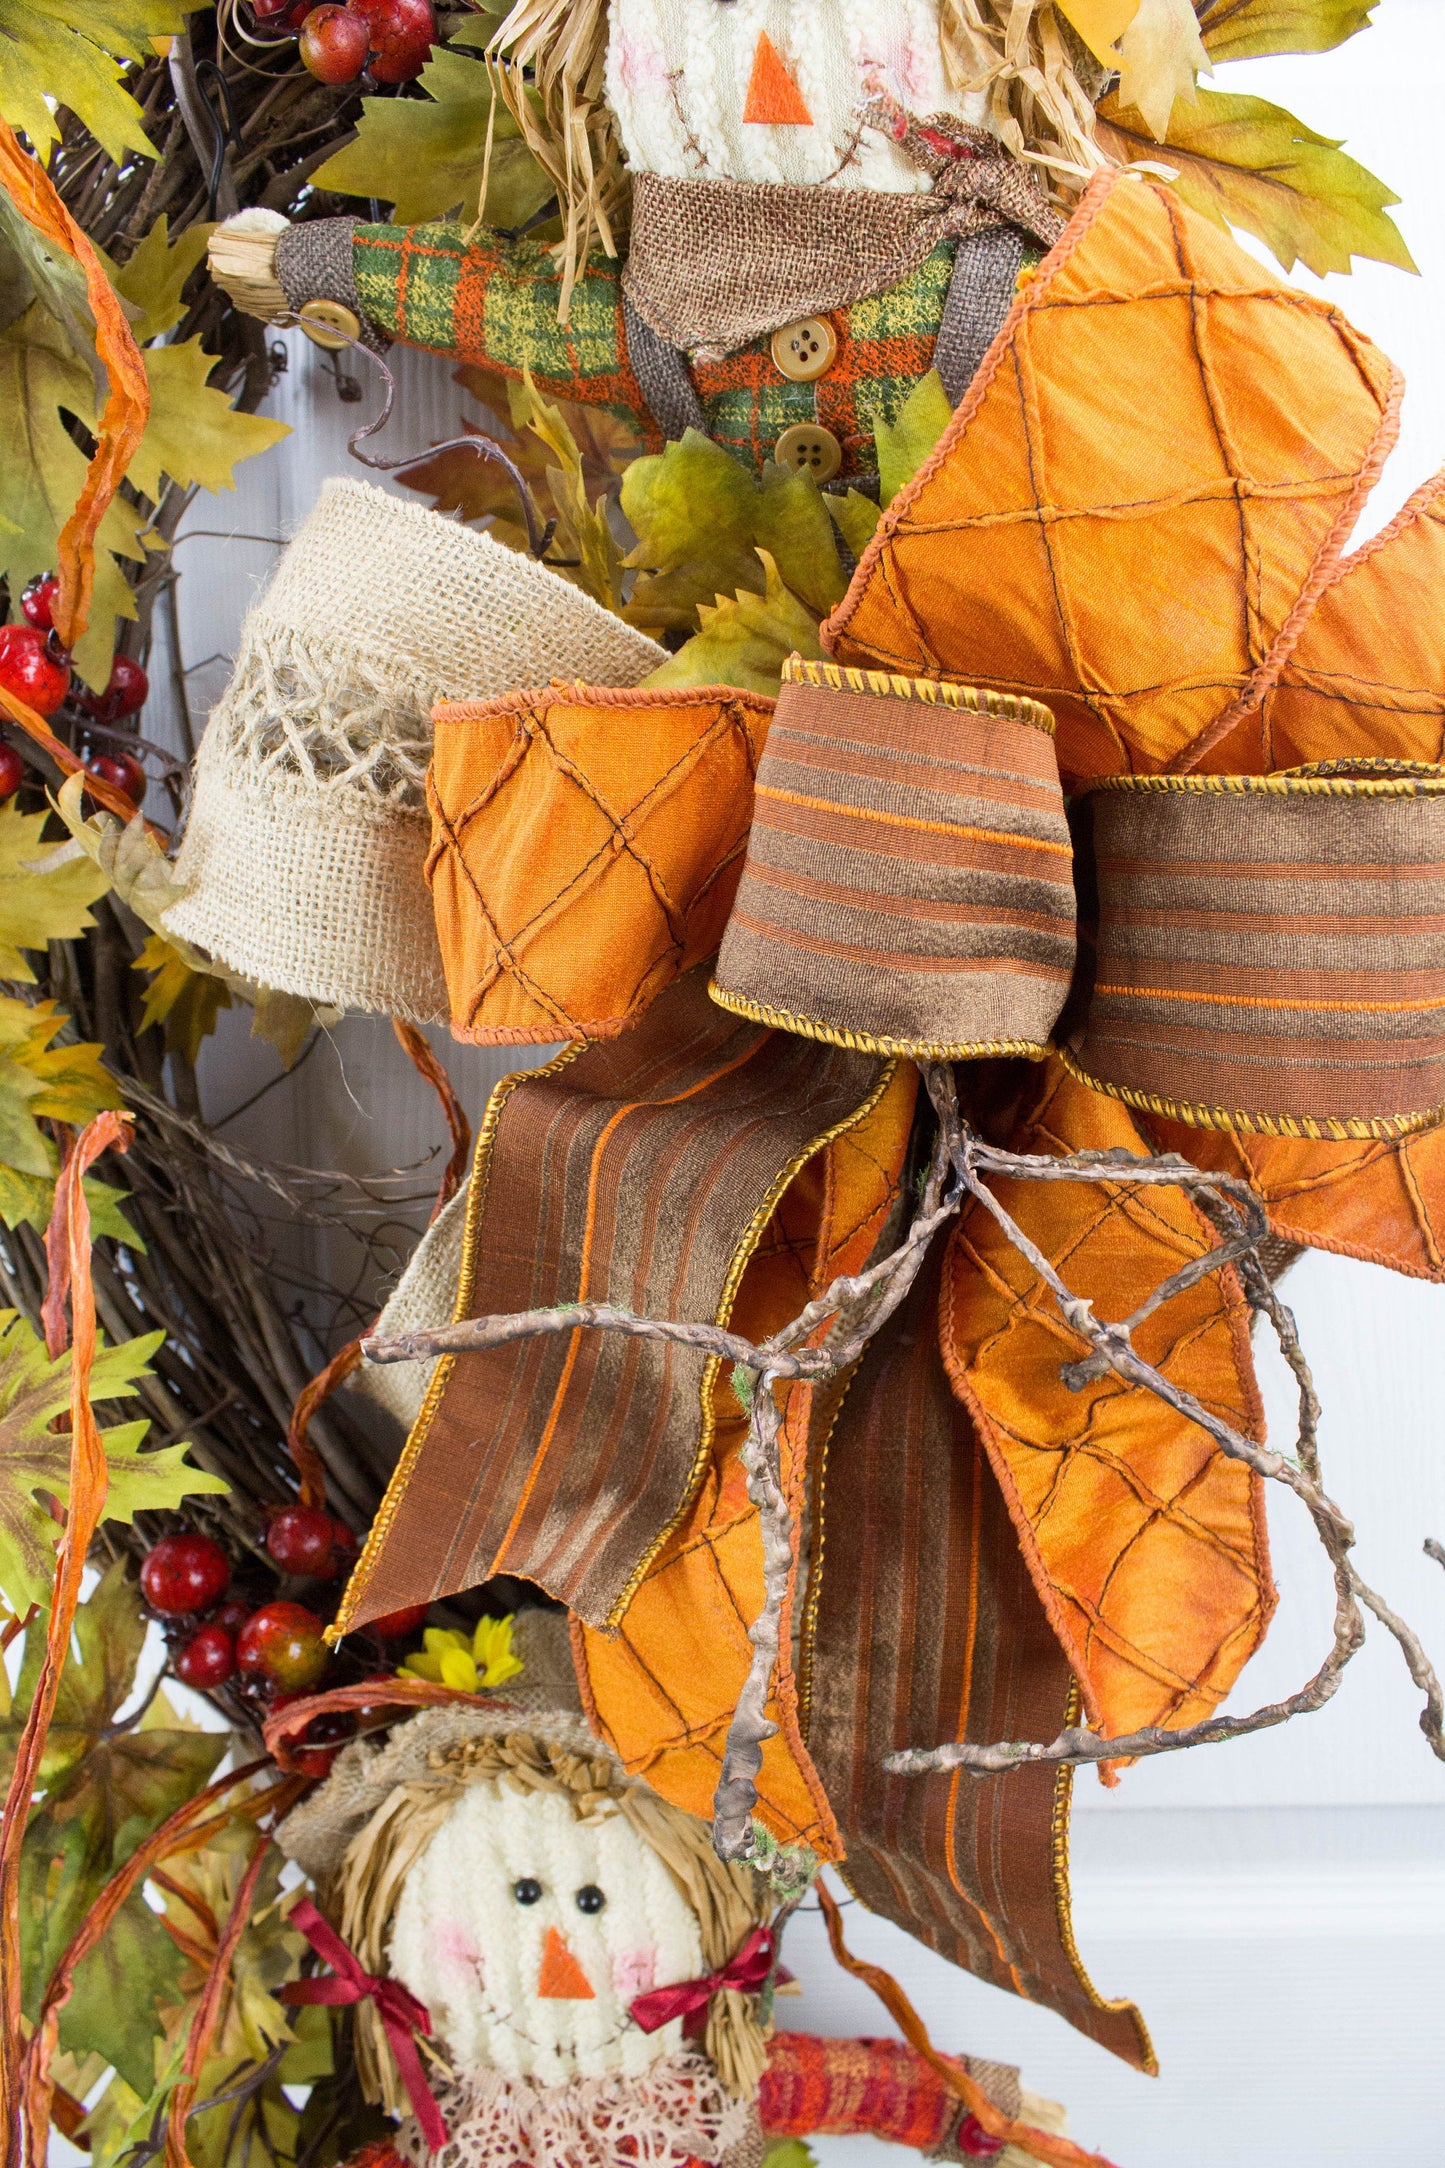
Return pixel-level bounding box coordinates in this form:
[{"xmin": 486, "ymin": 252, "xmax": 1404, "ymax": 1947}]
[{"xmin": 463, "ymin": 1978, "xmax": 631, "ymax": 2054}]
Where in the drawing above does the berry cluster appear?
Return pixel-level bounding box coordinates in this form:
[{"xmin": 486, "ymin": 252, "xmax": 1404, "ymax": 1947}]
[
  {"xmin": 139, "ymin": 1515, "xmax": 429, "ymax": 1768},
  {"xmin": 247, "ymin": 0, "xmax": 436, "ymax": 85},
  {"xmin": 0, "ymin": 574, "xmax": 149, "ymax": 806}
]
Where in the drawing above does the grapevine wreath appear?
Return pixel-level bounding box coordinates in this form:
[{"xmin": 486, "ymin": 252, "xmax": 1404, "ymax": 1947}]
[{"xmin": 0, "ymin": 5, "xmax": 1442, "ymax": 2168}]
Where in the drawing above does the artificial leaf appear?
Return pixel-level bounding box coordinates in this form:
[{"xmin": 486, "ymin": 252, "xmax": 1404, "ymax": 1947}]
[
  {"xmin": 49, "ymin": 1868, "xmax": 188, "ymax": 2088},
  {"xmin": 0, "ymin": 301, "xmax": 150, "ymax": 688},
  {"xmin": 826, "ymin": 488, "xmax": 882, "ymax": 558},
  {"xmin": 110, "ymin": 216, "xmax": 214, "ymax": 344},
  {"xmin": 1054, "ymin": 0, "xmax": 1140, "ymax": 61},
  {"xmin": 0, "ymin": 1164, "xmax": 138, "ymax": 1244},
  {"xmin": 874, "ymin": 369, "xmax": 954, "ymax": 507},
  {"xmin": 249, "ymin": 987, "xmax": 340, "ymax": 1070},
  {"xmin": 1117, "ymin": 0, "xmax": 1210, "ymax": 140},
  {"xmin": 1196, "ymin": 0, "xmax": 1377, "ymax": 61},
  {"xmin": 754, "ymin": 462, "xmax": 848, "ymax": 617},
  {"xmin": 312, "ymin": 43, "xmax": 551, "ymax": 227},
  {"xmin": 0, "ymin": 803, "xmax": 110, "ymax": 980},
  {"xmin": 509, "ymin": 370, "xmax": 624, "ymax": 609},
  {"xmin": 643, "ymin": 550, "xmax": 823, "ymax": 698},
  {"xmin": 0, "ymin": 1, "xmax": 190, "ymax": 163},
  {"xmin": 1096, "ymin": 88, "xmax": 1415, "ymax": 275},
  {"xmin": 134, "ymin": 931, "xmax": 233, "ymax": 1064},
  {"xmin": 128, "ymin": 338, "xmax": 290, "ymax": 500},
  {"xmin": 0, "ymin": 1316, "xmax": 226, "ymax": 1610},
  {"xmin": 80, "ymin": 2034, "xmax": 189, "ymax": 2168},
  {"xmin": 623, "ymin": 429, "xmax": 765, "ymax": 633},
  {"xmin": 0, "ymin": 996, "xmax": 122, "ymax": 1179},
  {"xmin": 761, "ymin": 2145, "xmax": 818, "ymax": 2168}
]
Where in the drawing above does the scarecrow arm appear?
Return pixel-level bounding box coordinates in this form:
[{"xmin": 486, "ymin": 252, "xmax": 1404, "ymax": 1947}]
[
  {"xmin": 207, "ymin": 210, "xmax": 654, "ymax": 444},
  {"xmin": 760, "ymin": 2031, "xmax": 1034, "ymax": 2157}
]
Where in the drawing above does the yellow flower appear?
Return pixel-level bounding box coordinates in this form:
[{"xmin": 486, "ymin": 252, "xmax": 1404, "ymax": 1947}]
[{"xmin": 397, "ymin": 1614, "xmax": 524, "ymax": 1694}]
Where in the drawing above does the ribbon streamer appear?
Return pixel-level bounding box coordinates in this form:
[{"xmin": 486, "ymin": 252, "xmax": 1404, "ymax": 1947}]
[
  {"xmin": 282, "ymin": 1898, "xmax": 448, "ymax": 2151},
  {"xmin": 629, "ymin": 1925, "xmax": 775, "ymax": 2035}
]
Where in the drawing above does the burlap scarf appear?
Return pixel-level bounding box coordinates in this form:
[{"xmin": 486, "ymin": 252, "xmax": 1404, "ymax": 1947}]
[{"xmin": 623, "ymin": 118, "xmax": 1064, "ymax": 358}]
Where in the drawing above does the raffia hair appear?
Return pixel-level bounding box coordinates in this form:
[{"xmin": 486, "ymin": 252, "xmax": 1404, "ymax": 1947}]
[
  {"xmin": 484, "ymin": 0, "xmax": 1108, "ymax": 316},
  {"xmin": 328, "ymin": 1729, "xmax": 774, "ymax": 2113}
]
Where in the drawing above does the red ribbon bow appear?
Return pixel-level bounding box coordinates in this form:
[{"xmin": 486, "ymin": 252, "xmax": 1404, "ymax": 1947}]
[
  {"xmin": 628, "ymin": 1925, "xmax": 776, "ymax": 2035},
  {"xmin": 282, "ymin": 1898, "xmax": 449, "ymax": 2152}
]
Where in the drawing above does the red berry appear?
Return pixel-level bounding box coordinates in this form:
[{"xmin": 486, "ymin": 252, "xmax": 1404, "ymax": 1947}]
[
  {"xmin": 299, "ymin": 4, "xmax": 371, "ymax": 81},
  {"xmin": 266, "ymin": 1503, "xmax": 340, "ymax": 1579},
  {"xmin": 236, "ymin": 1601, "xmax": 329, "ymax": 1691},
  {"xmin": 141, "ymin": 1533, "xmax": 231, "ymax": 1617},
  {"xmin": 84, "ymin": 751, "xmax": 146, "ymax": 806},
  {"xmin": 369, "ymin": 1602, "xmax": 428, "ymax": 1641},
  {"xmin": 20, "ymin": 577, "xmax": 59, "ymax": 633},
  {"xmin": 174, "ymin": 1623, "xmax": 237, "ymax": 1688},
  {"xmin": 81, "ymin": 653, "xmax": 148, "ymax": 723},
  {"xmin": 0, "ymin": 625, "xmax": 70, "ymax": 717},
  {"xmin": 0, "ymin": 743, "xmax": 23, "ymax": 800},
  {"xmin": 249, "ymin": 0, "xmax": 310, "ymax": 16},
  {"xmin": 330, "ymin": 1518, "xmax": 358, "ymax": 1559},
  {"xmin": 349, "ymin": 0, "xmax": 435, "ymax": 81}
]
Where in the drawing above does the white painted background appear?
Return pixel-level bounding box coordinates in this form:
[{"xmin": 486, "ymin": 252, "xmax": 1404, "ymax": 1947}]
[{"xmin": 143, "ymin": 7, "xmax": 1445, "ymax": 2160}]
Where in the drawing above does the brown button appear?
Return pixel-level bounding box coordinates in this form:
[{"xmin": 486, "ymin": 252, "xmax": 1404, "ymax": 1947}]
[
  {"xmin": 298, "ymin": 298, "xmax": 362, "ymax": 351},
  {"xmin": 774, "ymin": 422, "xmax": 842, "ymax": 483},
  {"xmin": 771, "ymin": 315, "xmax": 838, "ymax": 382}
]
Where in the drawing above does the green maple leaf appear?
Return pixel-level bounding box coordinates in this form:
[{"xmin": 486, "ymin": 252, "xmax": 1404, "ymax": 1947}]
[
  {"xmin": 0, "ymin": 1166, "xmax": 139, "ymax": 1244},
  {"xmin": 0, "ymin": 1313, "xmax": 227, "ymax": 1612},
  {"xmin": 110, "ymin": 216, "xmax": 215, "ymax": 345},
  {"xmin": 826, "ymin": 489, "xmax": 882, "ymax": 558},
  {"xmin": 129, "ymin": 339, "xmax": 290, "ymax": 500},
  {"xmin": 0, "ymin": 2, "xmax": 191, "ymax": 163},
  {"xmin": 1196, "ymin": 0, "xmax": 1377, "ymax": 60},
  {"xmin": 643, "ymin": 550, "xmax": 823, "ymax": 699},
  {"xmin": 761, "ymin": 2144, "xmax": 818, "ymax": 2168},
  {"xmin": 0, "ymin": 302, "xmax": 151, "ymax": 688},
  {"xmin": 0, "ymin": 996, "xmax": 124, "ymax": 1180},
  {"xmin": 1097, "ymin": 88, "xmax": 1415, "ymax": 276},
  {"xmin": 134, "ymin": 932, "xmax": 233, "ymax": 1064},
  {"xmin": 874, "ymin": 368, "xmax": 954, "ymax": 508},
  {"xmin": 8, "ymin": 1566, "xmax": 227, "ymax": 2088},
  {"xmin": 623, "ymin": 432, "xmax": 847, "ymax": 635},
  {"xmin": 0, "ymin": 805, "xmax": 110, "ymax": 982},
  {"xmin": 312, "ymin": 35, "xmax": 553, "ymax": 227}
]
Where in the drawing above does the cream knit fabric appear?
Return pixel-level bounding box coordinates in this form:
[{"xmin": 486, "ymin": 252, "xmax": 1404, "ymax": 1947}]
[{"xmin": 166, "ymin": 481, "xmax": 665, "ymax": 1021}]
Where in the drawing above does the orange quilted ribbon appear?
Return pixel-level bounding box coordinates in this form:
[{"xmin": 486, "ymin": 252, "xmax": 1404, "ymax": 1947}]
[
  {"xmin": 0, "ymin": 119, "xmax": 149, "ymax": 654},
  {"xmin": 825, "ymin": 166, "xmax": 1400, "ymax": 788},
  {"xmin": 575, "ymin": 1062, "xmax": 918, "ymax": 1856},
  {"xmin": 942, "ymin": 1063, "xmax": 1275, "ymax": 1752}
]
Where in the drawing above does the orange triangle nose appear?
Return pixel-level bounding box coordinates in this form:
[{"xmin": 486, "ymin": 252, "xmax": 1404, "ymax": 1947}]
[
  {"xmin": 538, "ymin": 1924, "xmax": 595, "ymax": 2000},
  {"xmin": 742, "ymin": 32, "xmax": 813, "ymax": 126}
]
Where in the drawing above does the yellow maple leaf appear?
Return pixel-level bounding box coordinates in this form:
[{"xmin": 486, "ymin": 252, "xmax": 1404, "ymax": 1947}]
[
  {"xmin": 109, "ymin": 215, "xmax": 214, "ymax": 345},
  {"xmin": 1055, "ymin": 0, "xmax": 1142, "ymax": 64},
  {"xmin": 0, "ymin": 803, "xmax": 109, "ymax": 982},
  {"xmin": 0, "ymin": 997, "xmax": 124, "ymax": 1176},
  {"xmin": 128, "ymin": 340, "xmax": 290, "ymax": 500},
  {"xmin": 133, "ymin": 932, "xmax": 232, "ymax": 1066},
  {"xmin": 1116, "ymin": 0, "xmax": 1212, "ymax": 140}
]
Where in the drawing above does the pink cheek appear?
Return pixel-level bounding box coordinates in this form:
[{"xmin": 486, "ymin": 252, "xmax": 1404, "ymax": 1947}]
[
  {"xmin": 612, "ymin": 1948, "xmax": 657, "ymax": 2001},
  {"xmin": 617, "ymin": 34, "xmax": 669, "ymax": 94},
  {"xmin": 860, "ymin": 41, "xmax": 928, "ymax": 106},
  {"xmin": 433, "ymin": 1922, "xmax": 480, "ymax": 1979}
]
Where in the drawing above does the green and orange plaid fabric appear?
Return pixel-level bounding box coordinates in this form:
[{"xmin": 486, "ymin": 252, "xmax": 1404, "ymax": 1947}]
[{"xmin": 352, "ymin": 221, "xmax": 963, "ymax": 475}]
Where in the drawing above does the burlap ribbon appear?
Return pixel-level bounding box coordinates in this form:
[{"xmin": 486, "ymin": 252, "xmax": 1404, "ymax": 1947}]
[
  {"xmin": 623, "ymin": 121, "xmax": 1062, "ymax": 359},
  {"xmin": 337, "ymin": 967, "xmax": 892, "ymax": 1635}
]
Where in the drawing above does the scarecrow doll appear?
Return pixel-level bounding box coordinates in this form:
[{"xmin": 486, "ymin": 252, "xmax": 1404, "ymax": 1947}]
[{"xmin": 207, "ymin": 0, "xmax": 1109, "ymax": 485}]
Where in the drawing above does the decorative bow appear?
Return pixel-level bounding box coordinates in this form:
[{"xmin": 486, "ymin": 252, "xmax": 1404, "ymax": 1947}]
[
  {"xmin": 628, "ymin": 1925, "xmax": 775, "ymax": 2035},
  {"xmin": 281, "ymin": 1898, "xmax": 449, "ymax": 2151}
]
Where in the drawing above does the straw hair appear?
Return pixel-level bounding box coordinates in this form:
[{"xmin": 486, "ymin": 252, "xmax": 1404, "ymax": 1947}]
[
  {"xmin": 487, "ymin": 0, "xmax": 1108, "ymax": 318},
  {"xmin": 330, "ymin": 1726, "xmax": 773, "ymax": 2112}
]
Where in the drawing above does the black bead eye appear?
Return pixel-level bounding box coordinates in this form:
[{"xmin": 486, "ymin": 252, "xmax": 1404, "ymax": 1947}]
[
  {"xmin": 513, "ymin": 1877, "xmax": 543, "ymax": 1905},
  {"xmin": 575, "ymin": 1884, "xmax": 606, "ymax": 1914}
]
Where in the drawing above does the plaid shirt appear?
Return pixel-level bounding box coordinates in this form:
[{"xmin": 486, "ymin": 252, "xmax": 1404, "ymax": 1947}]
[{"xmin": 352, "ymin": 220, "xmax": 972, "ymax": 478}]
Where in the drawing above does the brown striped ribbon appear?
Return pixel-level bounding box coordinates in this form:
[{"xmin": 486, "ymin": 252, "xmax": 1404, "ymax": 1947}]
[
  {"xmin": 1066, "ymin": 766, "xmax": 1445, "ymax": 1138},
  {"xmin": 711, "ymin": 658, "xmax": 1075, "ymax": 1060},
  {"xmin": 803, "ymin": 1246, "xmax": 1153, "ymax": 2070},
  {"xmin": 336, "ymin": 967, "xmax": 889, "ymax": 1634}
]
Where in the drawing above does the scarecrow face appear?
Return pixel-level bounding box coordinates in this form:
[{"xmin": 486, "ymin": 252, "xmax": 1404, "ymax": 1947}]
[
  {"xmin": 388, "ymin": 1783, "xmax": 704, "ymax": 2085},
  {"xmin": 604, "ymin": 0, "xmax": 987, "ymax": 190}
]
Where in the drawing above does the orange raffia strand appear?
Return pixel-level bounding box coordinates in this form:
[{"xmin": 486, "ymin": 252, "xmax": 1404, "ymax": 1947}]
[
  {"xmin": 0, "ymin": 1112, "xmax": 133, "ymax": 2166},
  {"xmin": 164, "ymin": 1835, "xmax": 273, "ymax": 2168},
  {"xmin": 282, "ymin": 1029, "xmax": 470, "ymax": 1499},
  {"xmin": 392, "ymin": 1020, "xmax": 471, "ymax": 1222},
  {"xmin": 814, "ymin": 1885, "xmax": 1122, "ymax": 2168},
  {"xmin": 0, "ymin": 119, "xmax": 149, "ymax": 653},
  {"xmin": 263, "ymin": 1676, "xmax": 487, "ymax": 1771},
  {"xmin": 18, "ymin": 1760, "xmax": 284, "ymax": 2155}
]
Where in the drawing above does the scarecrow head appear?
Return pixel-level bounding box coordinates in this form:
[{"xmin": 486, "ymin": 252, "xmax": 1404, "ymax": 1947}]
[{"xmin": 277, "ymin": 1616, "xmax": 774, "ymax": 2163}]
